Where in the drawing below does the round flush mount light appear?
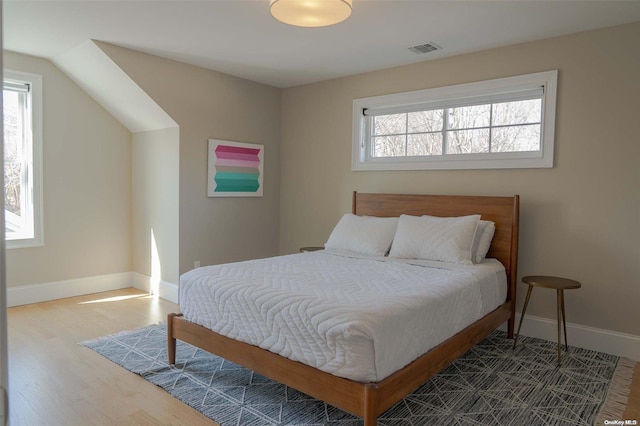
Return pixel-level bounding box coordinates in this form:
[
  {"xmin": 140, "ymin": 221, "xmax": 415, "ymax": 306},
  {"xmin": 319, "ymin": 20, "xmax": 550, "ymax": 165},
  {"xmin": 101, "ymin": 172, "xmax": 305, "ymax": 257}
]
[{"xmin": 270, "ymin": 0, "xmax": 352, "ymax": 28}]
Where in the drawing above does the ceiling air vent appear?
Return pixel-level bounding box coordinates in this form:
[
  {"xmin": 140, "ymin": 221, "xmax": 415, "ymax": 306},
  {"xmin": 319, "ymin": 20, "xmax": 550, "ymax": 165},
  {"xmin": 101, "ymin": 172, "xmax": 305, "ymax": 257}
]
[{"xmin": 408, "ymin": 42, "xmax": 442, "ymax": 54}]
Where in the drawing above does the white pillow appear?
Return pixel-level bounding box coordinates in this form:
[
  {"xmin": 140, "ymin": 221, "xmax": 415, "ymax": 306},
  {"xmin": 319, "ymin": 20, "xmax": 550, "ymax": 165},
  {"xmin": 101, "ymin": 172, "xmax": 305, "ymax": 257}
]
[
  {"xmin": 472, "ymin": 220, "xmax": 496, "ymax": 264},
  {"xmin": 389, "ymin": 214, "xmax": 481, "ymax": 264},
  {"xmin": 324, "ymin": 214, "xmax": 398, "ymax": 256}
]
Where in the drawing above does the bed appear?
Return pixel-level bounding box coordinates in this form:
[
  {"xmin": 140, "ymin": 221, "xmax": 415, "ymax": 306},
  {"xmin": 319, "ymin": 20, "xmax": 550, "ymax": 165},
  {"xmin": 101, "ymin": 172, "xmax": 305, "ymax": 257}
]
[{"xmin": 168, "ymin": 192, "xmax": 520, "ymax": 425}]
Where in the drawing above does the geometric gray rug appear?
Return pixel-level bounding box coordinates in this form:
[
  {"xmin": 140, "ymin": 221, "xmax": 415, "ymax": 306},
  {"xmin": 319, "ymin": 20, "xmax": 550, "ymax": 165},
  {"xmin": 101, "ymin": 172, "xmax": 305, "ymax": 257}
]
[{"xmin": 80, "ymin": 324, "xmax": 627, "ymax": 426}]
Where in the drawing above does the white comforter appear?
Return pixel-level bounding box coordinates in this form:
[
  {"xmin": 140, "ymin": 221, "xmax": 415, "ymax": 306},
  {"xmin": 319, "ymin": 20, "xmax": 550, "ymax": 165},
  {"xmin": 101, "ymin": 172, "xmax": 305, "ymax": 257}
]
[{"xmin": 179, "ymin": 250, "xmax": 507, "ymax": 382}]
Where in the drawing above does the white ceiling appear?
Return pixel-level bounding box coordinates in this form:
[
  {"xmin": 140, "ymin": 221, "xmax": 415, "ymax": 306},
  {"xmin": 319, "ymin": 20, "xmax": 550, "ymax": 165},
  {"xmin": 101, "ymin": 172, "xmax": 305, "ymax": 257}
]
[{"xmin": 4, "ymin": 1, "xmax": 640, "ymax": 88}]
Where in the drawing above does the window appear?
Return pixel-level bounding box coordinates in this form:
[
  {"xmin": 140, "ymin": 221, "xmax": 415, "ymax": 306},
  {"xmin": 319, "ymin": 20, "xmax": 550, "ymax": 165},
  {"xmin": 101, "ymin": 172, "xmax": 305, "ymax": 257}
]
[
  {"xmin": 3, "ymin": 70, "xmax": 43, "ymax": 248},
  {"xmin": 352, "ymin": 70, "xmax": 557, "ymax": 170}
]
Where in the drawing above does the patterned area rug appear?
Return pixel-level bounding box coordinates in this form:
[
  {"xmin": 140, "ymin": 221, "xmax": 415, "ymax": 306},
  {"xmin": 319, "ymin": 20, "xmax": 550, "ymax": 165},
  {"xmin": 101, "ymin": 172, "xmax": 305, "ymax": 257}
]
[{"xmin": 80, "ymin": 324, "xmax": 631, "ymax": 426}]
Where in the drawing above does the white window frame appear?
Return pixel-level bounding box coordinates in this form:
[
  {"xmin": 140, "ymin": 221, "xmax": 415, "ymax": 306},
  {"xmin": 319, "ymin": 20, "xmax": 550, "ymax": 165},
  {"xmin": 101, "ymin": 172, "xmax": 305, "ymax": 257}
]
[
  {"xmin": 352, "ymin": 70, "xmax": 557, "ymax": 171},
  {"xmin": 4, "ymin": 69, "xmax": 44, "ymax": 249}
]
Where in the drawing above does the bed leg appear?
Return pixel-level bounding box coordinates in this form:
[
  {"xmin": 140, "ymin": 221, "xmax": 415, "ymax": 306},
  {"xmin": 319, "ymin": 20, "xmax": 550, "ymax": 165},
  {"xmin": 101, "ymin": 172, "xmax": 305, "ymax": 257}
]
[
  {"xmin": 364, "ymin": 384, "xmax": 378, "ymax": 426},
  {"xmin": 167, "ymin": 313, "xmax": 178, "ymax": 365}
]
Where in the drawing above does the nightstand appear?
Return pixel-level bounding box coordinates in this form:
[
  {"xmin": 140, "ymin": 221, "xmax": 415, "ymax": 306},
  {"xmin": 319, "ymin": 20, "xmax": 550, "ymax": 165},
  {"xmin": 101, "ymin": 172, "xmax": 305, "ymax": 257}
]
[
  {"xmin": 513, "ymin": 275, "xmax": 582, "ymax": 365},
  {"xmin": 299, "ymin": 246, "xmax": 324, "ymax": 253}
]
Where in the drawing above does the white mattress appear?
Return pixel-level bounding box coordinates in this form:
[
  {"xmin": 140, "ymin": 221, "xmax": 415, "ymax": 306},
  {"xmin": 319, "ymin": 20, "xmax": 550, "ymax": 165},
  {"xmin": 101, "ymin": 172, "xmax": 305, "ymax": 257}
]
[{"xmin": 179, "ymin": 250, "xmax": 507, "ymax": 382}]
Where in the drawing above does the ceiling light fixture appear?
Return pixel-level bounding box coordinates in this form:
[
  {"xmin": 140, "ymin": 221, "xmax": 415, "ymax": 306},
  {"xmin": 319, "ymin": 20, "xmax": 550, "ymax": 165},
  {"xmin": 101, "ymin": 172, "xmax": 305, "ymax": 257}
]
[{"xmin": 270, "ymin": 0, "xmax": 352, "ymax": 28}]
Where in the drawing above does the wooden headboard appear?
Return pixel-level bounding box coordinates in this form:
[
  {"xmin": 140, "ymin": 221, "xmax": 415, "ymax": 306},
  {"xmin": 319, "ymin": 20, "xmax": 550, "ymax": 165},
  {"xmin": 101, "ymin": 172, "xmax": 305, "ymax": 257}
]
[{"xmin": 352, "ymin": 192, "xmax": 520, "ymax": 314}]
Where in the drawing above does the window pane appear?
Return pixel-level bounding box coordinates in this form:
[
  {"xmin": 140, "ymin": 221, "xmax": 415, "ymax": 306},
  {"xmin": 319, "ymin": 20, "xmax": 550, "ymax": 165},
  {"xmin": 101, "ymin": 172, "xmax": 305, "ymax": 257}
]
[
  {"xmin": 447, "ymin": 129, "xmax": 490, "ymax": 154},
  {"xmin": 374, "ymin": 113, "xmax": 406, "ymax": 136},
  {"xmin": 407, "ymin": 110, "xmax": 442, "ymax": 133},
  {"xmin": 354, "ymin": 70, "xmax": 556, "ymax": 170},
  {"xmin": 3, "ymin": 90, "xmax": 20, "ymax": 162},
  {"xmin": 407, "ymin": 134, "xmax": 442, "ymax": 156},
  {"xmin": 4, "ymin": 71, "xmax": 43, "ymax": 247},
  {"xmin": 492, "ymin": 124, "xmax": 541, "ymax": 152},
  {"xmin": 492, "ymin": 99, "xmax": 542, "ymax": 126},
  {"xmin": 372, "ymin": 135, "xmax": 406, "ymax": 157},
  {"xmin": 3, "ymin": 89, "xmax": 23, "ymax": 217},
  {"xmin": 4, "ymin": 85, "xmax": 30, "ymax": 240},
  {"xmin": 4, "ymin": 163, "xmax": 21, "ymax": 216},
  {"xmin": 448, "ymin": 104, "xmax": 490, "ymax": 130}
]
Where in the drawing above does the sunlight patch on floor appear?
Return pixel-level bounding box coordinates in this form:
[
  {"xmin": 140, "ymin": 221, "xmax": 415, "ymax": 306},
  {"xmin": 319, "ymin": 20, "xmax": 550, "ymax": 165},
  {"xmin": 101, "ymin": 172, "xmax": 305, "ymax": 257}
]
[{"xmin": 78, "ymin": 294, "xmax": 153, "ymax": 304}]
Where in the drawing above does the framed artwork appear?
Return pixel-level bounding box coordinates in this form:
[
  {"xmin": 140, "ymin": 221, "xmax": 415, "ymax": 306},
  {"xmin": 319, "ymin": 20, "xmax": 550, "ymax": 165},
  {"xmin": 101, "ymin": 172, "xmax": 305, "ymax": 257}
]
[{"xmin": 208, "ymin": 139, "xmax": 264, "ymax": 197}]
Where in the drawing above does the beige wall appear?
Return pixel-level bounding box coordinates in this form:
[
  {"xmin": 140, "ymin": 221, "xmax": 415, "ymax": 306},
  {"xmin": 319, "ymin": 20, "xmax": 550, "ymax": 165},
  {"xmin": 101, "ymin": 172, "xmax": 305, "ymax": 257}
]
[
  {"xmin": 132, "ymin": 127, "xmax": 179, "ymax": 285},
  {"xmin": 4, "ymin": 51, "xmax": 132, "ymax": 287},
  {"xmin": 279, "ymin": 23, "xmax": 640, "ymax": 336},
  {"xmin": 97, "ymin": 43, "xmax": 281, "ymax": 274}
]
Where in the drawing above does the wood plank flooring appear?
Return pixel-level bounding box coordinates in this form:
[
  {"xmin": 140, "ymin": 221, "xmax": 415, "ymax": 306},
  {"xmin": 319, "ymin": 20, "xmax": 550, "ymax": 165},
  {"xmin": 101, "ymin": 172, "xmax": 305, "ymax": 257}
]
[
  {"xmin": 8, "ymin": 288, "xmax": 215, "ymax": 426},
  {"xmin": 6, "ymin": 288, "xmax": 640, "ymax": 425}
]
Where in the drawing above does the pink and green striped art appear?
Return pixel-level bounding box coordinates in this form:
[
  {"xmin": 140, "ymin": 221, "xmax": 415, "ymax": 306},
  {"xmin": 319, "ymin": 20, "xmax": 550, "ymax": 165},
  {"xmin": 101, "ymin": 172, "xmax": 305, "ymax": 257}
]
[{"xmin": 208, "ymin": 140, "xmax": 263, "ymax": 197}]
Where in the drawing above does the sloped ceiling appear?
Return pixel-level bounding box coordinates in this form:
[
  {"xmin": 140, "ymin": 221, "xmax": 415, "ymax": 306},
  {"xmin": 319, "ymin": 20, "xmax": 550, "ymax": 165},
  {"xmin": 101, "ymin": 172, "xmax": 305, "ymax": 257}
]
[{"xmin": 53, "ymin": 40, "xmax": 177, "ymax": 133}]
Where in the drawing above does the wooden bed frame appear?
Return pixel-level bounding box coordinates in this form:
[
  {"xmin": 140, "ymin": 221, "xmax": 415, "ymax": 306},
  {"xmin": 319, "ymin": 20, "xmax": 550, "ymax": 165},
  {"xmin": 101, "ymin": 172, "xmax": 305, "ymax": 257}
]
[{"xmin": 168, "ymin": 192, "xmax": 520, "ymax": 425}]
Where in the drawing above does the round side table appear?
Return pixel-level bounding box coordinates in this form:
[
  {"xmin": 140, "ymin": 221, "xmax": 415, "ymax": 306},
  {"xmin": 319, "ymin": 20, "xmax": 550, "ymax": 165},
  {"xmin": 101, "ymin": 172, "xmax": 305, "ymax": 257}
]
[
  {"xmin": 299, "ymin": 246, "xmax": 324, "ymax": 253},
  {"xmin": 512, "ymin": 275, "xmax": 581, "ymax": 365}
]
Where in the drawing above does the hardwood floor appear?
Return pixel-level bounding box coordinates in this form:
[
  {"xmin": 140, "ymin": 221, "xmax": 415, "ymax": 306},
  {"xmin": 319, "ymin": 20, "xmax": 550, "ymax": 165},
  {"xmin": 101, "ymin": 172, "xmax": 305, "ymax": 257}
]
[
  {"xmin": 8, "ymin": 288, "xmax": 216, "ymax": 426},
  {"xmin": 6, "ymin": 288, "xmax": 640, "ymax": 425}
]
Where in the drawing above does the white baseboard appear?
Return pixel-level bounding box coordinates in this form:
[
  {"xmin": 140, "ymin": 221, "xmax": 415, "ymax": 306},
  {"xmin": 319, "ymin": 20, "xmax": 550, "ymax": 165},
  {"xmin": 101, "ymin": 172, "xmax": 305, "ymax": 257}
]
[
  {"xmin": 132, "ymin": 273, "xmax": 178, "ymax": 304},
  {"xmin": 500, "ymin": 313, "xmax": 640, "ymax": 361},
  {"xmin": 7, "ymin": 272, "xmax": 133, "ymax": 307},
  {"xmin": 7, "ymin": 272, "xmax": 179, "ymax": 307}
]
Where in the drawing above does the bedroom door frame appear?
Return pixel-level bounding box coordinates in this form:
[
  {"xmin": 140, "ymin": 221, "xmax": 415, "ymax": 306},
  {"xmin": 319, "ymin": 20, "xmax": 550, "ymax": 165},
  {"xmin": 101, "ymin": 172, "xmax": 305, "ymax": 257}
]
[{"xmin": 1, "ymin": 2, "xmax": 10, "ymax": 422}]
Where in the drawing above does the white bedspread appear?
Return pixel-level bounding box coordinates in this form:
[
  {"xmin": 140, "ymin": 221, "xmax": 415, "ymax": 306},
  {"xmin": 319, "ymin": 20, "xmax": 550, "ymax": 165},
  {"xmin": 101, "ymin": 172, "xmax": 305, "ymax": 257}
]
[{"xmin": 179, "ymin": 250, "xmax": 507, "ymax": 382}]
